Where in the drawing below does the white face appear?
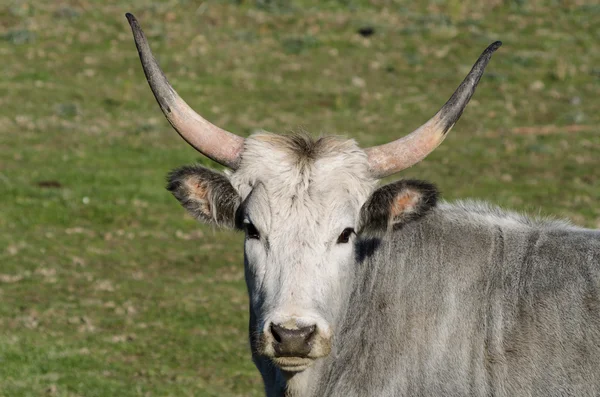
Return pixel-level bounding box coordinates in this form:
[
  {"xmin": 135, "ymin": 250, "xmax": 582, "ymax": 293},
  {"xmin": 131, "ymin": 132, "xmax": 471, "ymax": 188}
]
[{"xmin": 229, "ymin": 134, "xmax": 375, "ymax": 372}]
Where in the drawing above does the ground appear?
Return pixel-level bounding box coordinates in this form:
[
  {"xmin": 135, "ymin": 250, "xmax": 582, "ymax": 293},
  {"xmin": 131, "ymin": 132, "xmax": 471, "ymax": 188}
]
[{"xmin": 1, "ymin": 0, "xmax": 599, "ymax": 396}]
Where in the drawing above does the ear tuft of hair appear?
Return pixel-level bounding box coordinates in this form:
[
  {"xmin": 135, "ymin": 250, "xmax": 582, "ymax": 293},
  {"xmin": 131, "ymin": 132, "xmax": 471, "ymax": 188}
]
[
  {"xmin": 358, "ymin": 179, "xmax": 438, "ymax": 236},
  {"xmin": 167, "ymin": 165, "xmax": 241, "ymax": 229}
]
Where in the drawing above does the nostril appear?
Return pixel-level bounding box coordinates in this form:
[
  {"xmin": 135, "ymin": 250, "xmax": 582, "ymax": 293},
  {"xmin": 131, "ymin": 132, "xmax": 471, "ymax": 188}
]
[{"xmin": 270, "ymin": 323, "xmax": 282, "ymax": 343}]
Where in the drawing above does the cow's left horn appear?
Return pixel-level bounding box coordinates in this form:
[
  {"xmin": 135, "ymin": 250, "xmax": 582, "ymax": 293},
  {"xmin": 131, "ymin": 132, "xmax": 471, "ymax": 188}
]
[
  {"xmin": 126, "ymin": 13, "xmax": 245, "ymax": 169},
  {"xmin": 365, "ymin": 41, "xmax": 502, "ymax": 178}
]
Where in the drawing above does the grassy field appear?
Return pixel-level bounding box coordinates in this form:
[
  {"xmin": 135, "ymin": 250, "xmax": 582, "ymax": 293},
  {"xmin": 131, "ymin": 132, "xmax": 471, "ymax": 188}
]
[{"xmin": 1, "ymin": 0, "xmax": 599, "ymax": 395}]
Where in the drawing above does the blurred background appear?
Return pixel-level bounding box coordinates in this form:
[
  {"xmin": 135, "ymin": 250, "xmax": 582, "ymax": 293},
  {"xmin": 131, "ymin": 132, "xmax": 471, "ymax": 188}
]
[{"xmin": 1, "ymin": 0, "xmax": 598, "ymax": 395}]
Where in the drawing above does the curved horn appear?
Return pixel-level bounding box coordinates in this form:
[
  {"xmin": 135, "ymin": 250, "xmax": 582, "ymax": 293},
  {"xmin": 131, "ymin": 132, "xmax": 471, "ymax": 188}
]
[
  {"xmin": 365, "ymin": 41, "xmax": 502, "ymax": 178},
  {"xmin": 126, "ymin": 13, "xmax": 244, "ymax": 169}
]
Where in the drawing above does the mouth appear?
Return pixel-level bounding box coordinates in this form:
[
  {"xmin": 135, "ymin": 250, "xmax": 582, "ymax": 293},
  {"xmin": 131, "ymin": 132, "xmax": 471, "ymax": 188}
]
[{"xmin": 271, "ymin": 356, "xmax": 314, "ymax": 372}]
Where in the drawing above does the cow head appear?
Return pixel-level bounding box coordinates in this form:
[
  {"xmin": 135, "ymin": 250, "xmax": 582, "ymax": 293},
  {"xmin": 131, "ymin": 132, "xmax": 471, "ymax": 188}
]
[{"xmin": 126, "ymin": 13, "xmax": 500, "ymax": 373}]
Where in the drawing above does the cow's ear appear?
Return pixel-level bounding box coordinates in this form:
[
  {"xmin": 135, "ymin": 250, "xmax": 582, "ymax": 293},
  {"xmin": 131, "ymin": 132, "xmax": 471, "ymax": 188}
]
[
  {"xmin": 358, "ymin": 179, "xmax": 438, "ymax": 235},
  {"xmin": 167, "ymin": 165, "xmax": 241, "ymax": 229}
]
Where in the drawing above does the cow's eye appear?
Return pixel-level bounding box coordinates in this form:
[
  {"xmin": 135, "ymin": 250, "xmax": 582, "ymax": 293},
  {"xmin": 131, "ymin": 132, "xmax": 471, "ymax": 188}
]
[
  {"xmin": 245, "ymin": 223, "xmax": 260, "ymax": 240},
  {"xmin": 337, "ymin": 228, "xmax": 354, "ymax": 244}
]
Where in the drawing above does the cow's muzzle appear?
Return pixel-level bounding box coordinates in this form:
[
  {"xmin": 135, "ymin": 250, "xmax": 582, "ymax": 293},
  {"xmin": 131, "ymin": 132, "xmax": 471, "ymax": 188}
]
[
  {"xmin": 271, "ymin": 323, "xmax": 315, "ymax": 357},
  {"xmin": 259, "ymin": 320, "xmax": 332, "ymax": 372}
]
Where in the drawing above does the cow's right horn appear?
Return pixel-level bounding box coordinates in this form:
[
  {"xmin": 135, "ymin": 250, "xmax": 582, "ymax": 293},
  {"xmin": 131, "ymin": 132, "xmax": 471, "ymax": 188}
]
[
  {"xmin": 365, "ymin": 41, "xmax": 502, "ymax": 179},
  {"xmin": 126, "ymin": 13, "xmax": 245, "ymax": 169}
]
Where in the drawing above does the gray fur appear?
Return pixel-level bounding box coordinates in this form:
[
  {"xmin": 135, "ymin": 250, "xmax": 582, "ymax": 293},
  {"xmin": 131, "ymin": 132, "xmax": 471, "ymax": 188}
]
[
  {"xmin": 311, "ymin": 203, "xmax": 600, "ymax": 396},
  {"xmin": 167, "ymin": 133, "xmax": 600, "ymax": 396}
]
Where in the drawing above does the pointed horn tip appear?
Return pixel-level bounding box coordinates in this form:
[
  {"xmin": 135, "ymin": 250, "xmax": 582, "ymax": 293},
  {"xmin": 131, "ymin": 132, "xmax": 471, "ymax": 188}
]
[
  {"xmin": 125, "ymin": 13, "xmax": 142, "ymax": 34},
  {"xmin": 485, "ymin": 41, "xmax": 503, "ymax": 55},
  {"xmin": 125, "ymin": 13, "xmax": 141, "ymax": 33}
]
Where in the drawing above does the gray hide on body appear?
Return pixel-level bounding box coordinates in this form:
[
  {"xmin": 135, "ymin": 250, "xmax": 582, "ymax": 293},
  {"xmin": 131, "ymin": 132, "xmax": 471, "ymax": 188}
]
[
  {"xmin": 311, "ymin": 202, "xmax": 600, "ymax": 397},
  {"xmin": 168, "ymin": 134, "xmax": 600, "ymax": 397}
]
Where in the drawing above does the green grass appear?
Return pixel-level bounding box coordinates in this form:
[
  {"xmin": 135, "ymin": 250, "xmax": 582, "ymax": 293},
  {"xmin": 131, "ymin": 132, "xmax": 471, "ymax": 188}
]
[{"xmin": 1, "ymin": 0, "xmax": 599, "ymax": 395}]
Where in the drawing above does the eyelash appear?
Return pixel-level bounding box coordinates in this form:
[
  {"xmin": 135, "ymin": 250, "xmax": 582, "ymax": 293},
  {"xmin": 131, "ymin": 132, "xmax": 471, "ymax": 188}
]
[
  {"xmin": 337, "ymin": 228, "xmax": 355, "ymax": 244},
  {"xmin": 244, "ymin": 223, "xmax": 260, "ymax": 240}
]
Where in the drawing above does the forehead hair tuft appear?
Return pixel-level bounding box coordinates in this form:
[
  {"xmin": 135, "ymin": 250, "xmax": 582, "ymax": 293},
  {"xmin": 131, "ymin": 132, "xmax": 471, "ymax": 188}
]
[
  {"xmin": 250, "ymin": 132, "xmax": 362, "ymax": 167},
  {"xmin": 231, "ymin": 131, "xmax": 376, "ymax": 204}
]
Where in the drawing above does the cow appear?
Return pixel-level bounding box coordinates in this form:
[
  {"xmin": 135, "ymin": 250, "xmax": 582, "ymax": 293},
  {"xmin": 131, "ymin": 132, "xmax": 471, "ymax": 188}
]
[{"xmin": 126, "ymin": 13, "xmax": 600, "ymax": 397}]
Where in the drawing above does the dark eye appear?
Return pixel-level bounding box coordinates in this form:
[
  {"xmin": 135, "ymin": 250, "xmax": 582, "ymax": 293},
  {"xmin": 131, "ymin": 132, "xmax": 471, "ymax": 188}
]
[
  {"xmin": 337, "ymin": 228, "xmax": 354, "ymax": 244},
  {"xmin": 245, "ymin": 223, "xmax": 260, "ymax": 240}
]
